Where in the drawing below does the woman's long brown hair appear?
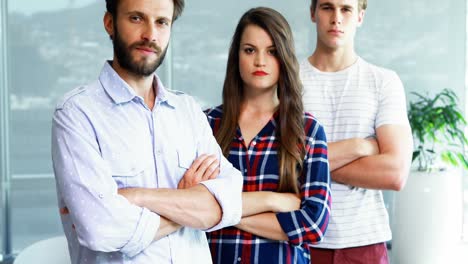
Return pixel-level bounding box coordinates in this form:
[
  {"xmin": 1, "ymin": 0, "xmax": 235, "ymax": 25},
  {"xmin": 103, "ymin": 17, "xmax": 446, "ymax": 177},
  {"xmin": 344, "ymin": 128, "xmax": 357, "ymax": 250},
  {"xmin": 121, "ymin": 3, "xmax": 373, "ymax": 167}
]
[{"xmin": 216, "ymin": 7, "xmax": 305, "ymax": 194}]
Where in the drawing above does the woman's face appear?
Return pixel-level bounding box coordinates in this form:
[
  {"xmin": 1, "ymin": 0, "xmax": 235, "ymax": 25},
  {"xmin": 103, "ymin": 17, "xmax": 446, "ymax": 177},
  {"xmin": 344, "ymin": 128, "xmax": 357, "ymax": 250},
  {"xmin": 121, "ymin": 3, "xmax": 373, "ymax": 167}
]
[{"xmin": 238, "ymin": 24, "xmax": 280, "ymax": 93}]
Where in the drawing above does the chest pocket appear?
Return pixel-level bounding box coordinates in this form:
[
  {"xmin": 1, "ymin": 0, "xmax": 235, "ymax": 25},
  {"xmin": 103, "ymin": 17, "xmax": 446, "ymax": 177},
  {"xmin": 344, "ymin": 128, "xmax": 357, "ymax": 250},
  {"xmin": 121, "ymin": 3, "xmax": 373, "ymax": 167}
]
[
  {"xmin": 177, "ymin": 150, "xmax": 193, "ymax": 169},
  {"xmin": 111, "ymin": 162, "xmax": 147, "ymax": 188},
  {"xmin": 172, "ymin": 147, "xmax": 197, "ymax": 184}
]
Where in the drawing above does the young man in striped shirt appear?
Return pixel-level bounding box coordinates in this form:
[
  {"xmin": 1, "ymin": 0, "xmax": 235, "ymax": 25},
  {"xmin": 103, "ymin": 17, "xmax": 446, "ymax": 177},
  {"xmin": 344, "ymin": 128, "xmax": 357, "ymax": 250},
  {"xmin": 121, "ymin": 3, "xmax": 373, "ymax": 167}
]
[{"xmin": 300, "ymin": 0, "xmax": 413, "ymax": 263}]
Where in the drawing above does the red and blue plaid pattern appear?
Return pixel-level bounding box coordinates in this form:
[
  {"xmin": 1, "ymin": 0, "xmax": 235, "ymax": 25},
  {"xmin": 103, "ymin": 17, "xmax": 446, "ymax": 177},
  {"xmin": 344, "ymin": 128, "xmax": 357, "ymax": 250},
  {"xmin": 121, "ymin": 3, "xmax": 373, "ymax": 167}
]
[{"xmin": 205, "ymin": 106, "xmax": 331, "ymax": 264}]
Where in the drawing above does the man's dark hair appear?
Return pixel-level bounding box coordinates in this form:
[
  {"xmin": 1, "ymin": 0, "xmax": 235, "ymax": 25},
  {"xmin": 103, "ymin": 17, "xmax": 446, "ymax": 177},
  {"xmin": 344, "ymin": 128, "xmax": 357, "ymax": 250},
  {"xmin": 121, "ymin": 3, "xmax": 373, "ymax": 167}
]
[{"xmin": 105, "ymin": 0, "xmax": 185, "ymax": 21}]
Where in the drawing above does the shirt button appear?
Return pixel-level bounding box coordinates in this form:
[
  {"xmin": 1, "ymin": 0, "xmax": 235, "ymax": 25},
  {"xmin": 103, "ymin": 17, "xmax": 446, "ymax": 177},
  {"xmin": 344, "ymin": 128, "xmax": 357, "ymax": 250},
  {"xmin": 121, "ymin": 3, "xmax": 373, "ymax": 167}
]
[
  {"xmin": 98, "ymin": 193, "xmax": 104, "ymax": 199},
  {"xmin": 237, "ymin": 257, "xmax": 241, "ymax": 262},
  {"xmin": 252, "ymin": 141, "xmax": 256, "ymax": 146},
  {"xmin": 244, "ymin": 169, "xmax": 247, "ymax": 173}
]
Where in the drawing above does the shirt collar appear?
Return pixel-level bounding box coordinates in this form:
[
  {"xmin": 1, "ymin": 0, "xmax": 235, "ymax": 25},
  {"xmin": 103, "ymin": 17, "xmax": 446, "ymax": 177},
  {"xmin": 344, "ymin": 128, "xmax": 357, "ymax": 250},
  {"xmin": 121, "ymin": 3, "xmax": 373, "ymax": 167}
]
[
  {"xmin": 98, "ymin": 61, "xmax": 177, "ymax": 108},
  {"xmin": 235, "ymin": 110, "xmax": 279, "ymax": 140},
  {"xmin": 154, "ymin": 75, "xmax": 178, "ymax": 109}
]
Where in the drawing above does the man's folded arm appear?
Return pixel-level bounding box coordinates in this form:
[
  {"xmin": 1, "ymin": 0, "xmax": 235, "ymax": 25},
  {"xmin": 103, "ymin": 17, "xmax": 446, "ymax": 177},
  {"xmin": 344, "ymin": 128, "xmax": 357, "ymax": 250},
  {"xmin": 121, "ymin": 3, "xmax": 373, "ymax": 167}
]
[
  {"xmin": 52, "ymin": 106, "xmax": 159, "ymax": 257},
  {"xmin": 331, "ymin": 124, "xmax": 413, "ymax": 190},
  {"xmin": 328, "ymin": 137, "xmax": 379, "ymax": 171},
  {"xmin": 120, "ymin": 184, "xmax": 222, "ymax": 229}
]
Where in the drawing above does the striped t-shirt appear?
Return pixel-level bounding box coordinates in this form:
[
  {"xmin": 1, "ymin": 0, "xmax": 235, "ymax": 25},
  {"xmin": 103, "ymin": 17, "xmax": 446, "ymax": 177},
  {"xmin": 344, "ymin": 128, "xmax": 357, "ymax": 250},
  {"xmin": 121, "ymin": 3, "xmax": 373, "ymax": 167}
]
[{"xmin": 300, "ymin": 57, "xmax": 409, "ymax": 249}]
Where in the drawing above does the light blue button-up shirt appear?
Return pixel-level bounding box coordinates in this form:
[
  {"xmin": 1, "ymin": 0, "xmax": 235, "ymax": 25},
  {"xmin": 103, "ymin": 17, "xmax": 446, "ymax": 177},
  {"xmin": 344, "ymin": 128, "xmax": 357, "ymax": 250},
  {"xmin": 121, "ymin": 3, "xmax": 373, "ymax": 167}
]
[{"xmin": 51, "ymin": 62, "xmax": 243, "ymax": 264}]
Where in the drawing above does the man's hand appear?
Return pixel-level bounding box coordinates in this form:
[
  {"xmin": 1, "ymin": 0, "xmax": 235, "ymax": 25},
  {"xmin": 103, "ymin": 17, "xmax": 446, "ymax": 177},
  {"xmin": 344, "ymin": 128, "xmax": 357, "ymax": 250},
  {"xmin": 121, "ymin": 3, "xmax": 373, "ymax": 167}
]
[
  {"xmin": 272, "ymin": 192, "xmax": 301, "ymax": 212},
  {"xmin": 332, "ymin": 124, "xmax": 413, "ymax": 190},
  {"xmin": 329, "ymin": 137, "xmax": 381, "ymax": 171},
  {"xmin": 178, "ymin": 154, "xmax": 219, "ymax": 189}
]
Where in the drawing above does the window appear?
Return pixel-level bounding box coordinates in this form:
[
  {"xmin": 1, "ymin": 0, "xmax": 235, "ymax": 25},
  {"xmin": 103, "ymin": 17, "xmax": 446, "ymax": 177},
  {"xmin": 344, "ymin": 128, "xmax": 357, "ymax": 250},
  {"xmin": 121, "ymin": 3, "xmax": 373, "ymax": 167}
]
[
  {"xmin": 0, "ymin": 0, "xmax": 314, "ymax": 259},
  {"xmin": 3, "ymin": 0, "xmax": 111, "ymax": 257},
  {"xmin": 0, "ymin": 0, "xmax": 466, "ymax": 262},
  {"xmin": 171, "ymin": 1, "xmax": 313, "ymax": 107}
]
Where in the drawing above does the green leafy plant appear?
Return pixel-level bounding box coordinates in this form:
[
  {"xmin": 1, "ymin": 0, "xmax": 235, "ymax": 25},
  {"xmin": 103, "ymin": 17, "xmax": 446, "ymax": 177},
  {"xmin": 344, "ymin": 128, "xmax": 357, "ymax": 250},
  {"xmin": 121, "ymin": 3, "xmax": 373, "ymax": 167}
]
[{"xmin": 408, "ymin": 88, "xmax": 468, "ymax": 171}]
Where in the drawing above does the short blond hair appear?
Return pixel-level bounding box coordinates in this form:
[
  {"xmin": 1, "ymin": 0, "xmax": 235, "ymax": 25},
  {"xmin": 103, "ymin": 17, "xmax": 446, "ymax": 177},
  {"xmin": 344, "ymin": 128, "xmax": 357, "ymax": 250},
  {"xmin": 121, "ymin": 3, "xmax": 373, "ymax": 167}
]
[{"xmin": 311, "ymin": 0, "xmax": 367, "ymax": 12}]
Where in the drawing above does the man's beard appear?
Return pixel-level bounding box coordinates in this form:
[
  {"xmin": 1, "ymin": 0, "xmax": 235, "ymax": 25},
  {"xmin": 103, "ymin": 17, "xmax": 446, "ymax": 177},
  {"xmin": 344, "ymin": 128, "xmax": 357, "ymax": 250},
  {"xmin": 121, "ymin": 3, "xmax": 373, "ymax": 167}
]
[{"xmin": 112, "ymin": 25, "xmax": 168, "ymax": 77}]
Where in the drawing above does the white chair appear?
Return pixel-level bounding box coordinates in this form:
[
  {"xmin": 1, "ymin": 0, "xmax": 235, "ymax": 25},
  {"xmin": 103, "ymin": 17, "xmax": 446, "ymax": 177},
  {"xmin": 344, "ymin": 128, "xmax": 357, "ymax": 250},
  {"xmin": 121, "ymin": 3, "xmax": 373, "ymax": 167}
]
[{"xmin": 14, "ymin": 236, "xmax": 71, "ymax": 264}]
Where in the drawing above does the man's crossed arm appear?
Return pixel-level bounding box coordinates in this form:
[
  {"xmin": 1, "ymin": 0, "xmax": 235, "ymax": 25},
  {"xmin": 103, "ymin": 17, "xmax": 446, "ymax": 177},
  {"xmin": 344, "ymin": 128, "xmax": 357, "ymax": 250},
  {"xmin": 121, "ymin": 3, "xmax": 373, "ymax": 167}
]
[
  {"xmin": 119, "ymin": 154, "xmax": 221, "ymax": 240},
  {"xmin": 328, "ymin": 124, "xmax": 413, "ymax": 191}
]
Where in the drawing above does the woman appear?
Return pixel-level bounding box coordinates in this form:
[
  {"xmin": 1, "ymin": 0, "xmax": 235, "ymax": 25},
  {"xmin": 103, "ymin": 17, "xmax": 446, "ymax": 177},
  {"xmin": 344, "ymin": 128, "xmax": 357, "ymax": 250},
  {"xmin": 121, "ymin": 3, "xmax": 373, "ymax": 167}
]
[{"xmin": 205, "ymin": 7, "xmax": 331, "ymax": 264}]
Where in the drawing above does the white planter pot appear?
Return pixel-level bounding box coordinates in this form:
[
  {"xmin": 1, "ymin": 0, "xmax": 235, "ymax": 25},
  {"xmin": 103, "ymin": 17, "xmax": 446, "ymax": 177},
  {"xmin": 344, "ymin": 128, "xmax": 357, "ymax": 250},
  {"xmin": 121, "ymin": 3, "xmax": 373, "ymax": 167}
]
[{"xmin": 392, "ymin": 169, "xmax": 463, "ymax": 264}]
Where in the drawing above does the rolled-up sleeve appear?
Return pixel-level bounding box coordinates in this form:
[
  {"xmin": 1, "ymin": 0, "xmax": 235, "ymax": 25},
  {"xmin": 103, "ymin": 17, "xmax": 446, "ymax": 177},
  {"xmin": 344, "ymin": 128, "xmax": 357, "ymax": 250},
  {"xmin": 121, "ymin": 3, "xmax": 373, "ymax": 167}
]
[
  {"xmin": 189, "ymin": 99, "xmax": 243, "ymax": 232},
  {"xmin": 52, "ymin": 102, "xmax": 159, "ymax": 257},
  {"xmin": 276, "ymin": 116, "xmax": 331, "ymax": 246},
  {"xmin": 200, "ymin": 156, "xmax": 243, "ymax": 232}
]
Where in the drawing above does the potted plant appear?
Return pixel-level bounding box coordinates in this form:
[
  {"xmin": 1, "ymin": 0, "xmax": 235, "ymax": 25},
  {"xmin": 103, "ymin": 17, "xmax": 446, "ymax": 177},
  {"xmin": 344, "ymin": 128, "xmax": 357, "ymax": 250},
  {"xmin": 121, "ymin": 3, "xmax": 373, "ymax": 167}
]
[
  {"xmin": 408, "ymin": 88, "xmax": 468, "ymax": 171},
  {"xmin": 392, "ymin": 88, "xmax": 467, "ymax": 264}
]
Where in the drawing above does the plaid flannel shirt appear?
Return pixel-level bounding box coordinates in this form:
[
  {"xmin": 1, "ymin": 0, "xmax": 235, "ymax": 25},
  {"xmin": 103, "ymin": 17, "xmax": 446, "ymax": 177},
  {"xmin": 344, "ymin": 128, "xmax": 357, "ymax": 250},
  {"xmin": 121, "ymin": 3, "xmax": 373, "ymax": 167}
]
[{"xmin": 205, "ymin": 106, "xmax": 331, "ymax": 264}]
